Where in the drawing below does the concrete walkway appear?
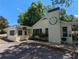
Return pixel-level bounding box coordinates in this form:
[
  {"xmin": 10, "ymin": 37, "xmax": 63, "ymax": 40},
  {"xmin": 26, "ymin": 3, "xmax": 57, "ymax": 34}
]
[
  {"xmin": 0, "ymin": 39, "xmax": 20, "ymax": 53},
  {"xmin": 25, "ymin": 40, "xmax": 77, "ymax": 52},
  {"xmin": 0, "ymin": 40, "xmax": 77, "ymax": 53}
]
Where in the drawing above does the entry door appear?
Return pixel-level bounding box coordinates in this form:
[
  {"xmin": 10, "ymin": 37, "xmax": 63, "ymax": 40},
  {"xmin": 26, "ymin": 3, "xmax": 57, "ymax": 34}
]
[{"xmin": 61, "ymin": 27, "xmax": 68, "ymax": 43}]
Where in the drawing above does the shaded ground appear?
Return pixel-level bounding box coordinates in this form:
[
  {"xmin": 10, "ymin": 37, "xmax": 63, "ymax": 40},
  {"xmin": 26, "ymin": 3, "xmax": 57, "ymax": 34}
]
[
  {"xmin": 0, "ymin": 40, "xmax": 78, "ymax": 59},
  {"xmin": 0, "ymin": 41, "xmax": 78, "ymax": 59}
]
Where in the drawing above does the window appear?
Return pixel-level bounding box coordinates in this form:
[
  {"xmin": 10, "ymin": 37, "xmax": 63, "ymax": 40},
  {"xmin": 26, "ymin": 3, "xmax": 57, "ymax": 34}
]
[
  {"xmin": 45, "ymin": 28, "xmax": 48, "ymax": 36},
  {"xmin": 62, "ymin": 27, "xmax": 67, "ymax": 37},
  {"xmin": 33, "ymin": 29, "xmax": 42, "ymax": 35},
  {"xmin": 10, "ymin": 30, "xmax": 15, "ymax": 35},
  {"xmin": 63, "ymin": 27, "xmax": 67, "ymax": 32},
  {"xmin": 36, "ymin": 29, "xmax": 39, "ymax": 35},
  {"xmin": 18, "ymin": 30, "xmax": 22, "ymax": 35},
  {"xmin": 33, "ymin": 29, "xmax": 38, "ymax": 35},
  {"xmin": 24, "ymin": 31, "xmax": 27, "ymax": 35},
  {"xmin": 72, "ymin": 25, "xmax": 78, "ymax": 31},
  {"xmin": 33, "ymin": 29, "xmax": 35, "ymax": 35},
  {"xmin": 39, "ymin": 29, "xmax": 42, "ymax": 34}
]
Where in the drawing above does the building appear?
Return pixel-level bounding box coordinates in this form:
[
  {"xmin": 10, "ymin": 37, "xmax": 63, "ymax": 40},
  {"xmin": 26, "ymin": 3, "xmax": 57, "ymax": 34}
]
[
  {"xmin": 32, "ymin": 16, "xmax": 48, "ymax": 36},
  {"xmin": 4, "ymin": 25, "xmax": 32, "ymax": 42},
  {"xmin": 32, "ymin": 7, "xmax": 78, "ymax": 45},
  {"xmin": 60, "ymin": 21, "xmax": 78, "ymax": 44}
]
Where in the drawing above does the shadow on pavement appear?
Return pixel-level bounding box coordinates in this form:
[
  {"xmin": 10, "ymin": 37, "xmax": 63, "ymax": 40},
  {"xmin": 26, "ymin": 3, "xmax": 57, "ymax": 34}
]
[{"xmin": 0, "ymin": 42, "xmax": 78, "ymax": 59}]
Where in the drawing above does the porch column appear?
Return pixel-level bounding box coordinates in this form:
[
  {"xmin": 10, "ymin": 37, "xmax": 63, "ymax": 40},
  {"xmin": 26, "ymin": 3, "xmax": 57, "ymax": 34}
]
[{"xmin": 15, "ymin": 29, "xmax": 20, "ymax": 42}]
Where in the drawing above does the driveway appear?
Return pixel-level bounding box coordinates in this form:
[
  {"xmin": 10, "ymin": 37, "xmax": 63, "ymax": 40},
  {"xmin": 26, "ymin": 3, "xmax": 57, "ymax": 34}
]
[
  {"xmin": 0, "ymin": 40, "xmax": 78, "ymax": 59},
  {"xmin": 0, "ymin": 42, "xmax": 20, "ymax": 53}
]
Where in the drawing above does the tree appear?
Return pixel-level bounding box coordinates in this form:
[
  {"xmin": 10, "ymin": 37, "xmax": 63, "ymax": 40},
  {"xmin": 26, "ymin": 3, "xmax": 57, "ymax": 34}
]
[
  {"xmin": 0, "ymin": 16, "xmax": 8, "ymax": 33},
  {"xmin": 50, "ymin": 0, "xmax": 73, "ymax": 22},
  {"xmin": 60, "ymin": 8, "xmax": 66, "ymax": 16},
  {"xmin": 60, "ymin": 14, "xmax": 77, "ymax": 22},
  {"xmin": 18, "ymin": 1, "xmax": 46, "ymax": 26},
  {"xmin": 51, "ymin": 0, "xmax": 72, "ymax": 7}
]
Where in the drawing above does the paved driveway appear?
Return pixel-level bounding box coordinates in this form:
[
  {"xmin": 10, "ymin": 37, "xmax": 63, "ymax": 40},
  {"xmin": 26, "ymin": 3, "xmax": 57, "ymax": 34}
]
[
  {"xmin": 0, "ymin": 42, "xmax": 20, "ymax": 53},
  {"xmin": 0, "ymin": 41, "xmax": 78, "ymax": 59}
]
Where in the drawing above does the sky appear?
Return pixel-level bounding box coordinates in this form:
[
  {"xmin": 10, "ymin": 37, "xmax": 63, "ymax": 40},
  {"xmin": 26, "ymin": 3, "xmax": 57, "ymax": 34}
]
[{"xmin": 0, "ymin": 0, "xmax": 78, "ymax": 26}]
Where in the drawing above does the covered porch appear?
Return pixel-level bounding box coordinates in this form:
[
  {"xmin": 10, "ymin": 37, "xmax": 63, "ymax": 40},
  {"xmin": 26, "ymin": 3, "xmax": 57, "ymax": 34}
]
[{"xmin": 4, "ymin": 25, "xmax": 32, "ymax": 42}]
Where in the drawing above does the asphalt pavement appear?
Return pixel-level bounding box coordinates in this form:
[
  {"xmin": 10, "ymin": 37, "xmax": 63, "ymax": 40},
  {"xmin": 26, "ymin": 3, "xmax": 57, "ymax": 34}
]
[{"xmin": 0, "ymin": 40, "xmax": 78, "ymax": 59}]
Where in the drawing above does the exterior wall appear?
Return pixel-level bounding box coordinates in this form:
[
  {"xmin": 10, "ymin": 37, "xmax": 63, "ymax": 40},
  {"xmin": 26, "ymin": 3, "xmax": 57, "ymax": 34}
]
[
  {"xmin": 61, "ymin": 23, "xmax": 73, "ymax": 44},
  {"xmin": 27, "ymin": 29, "xmax": 33, "ymax": 37},
  {"xmin": 48, "ymin": 9, "xmax": 61, "ymax": 44},
  {"xmin": 7, "ymin": 26, "xmax": 31, "ymax": 42},
  {"xmin": 42, "ymin": 28, "xmax": 46, "ymax": 34},
  {"xmin": 32, "ymin": 8, "xmax": 77, "ymax": 44},
  {"xmin": 33, "ymin": 18, "xmax": 48, "ymax": 29},
  {"xmin": 7, "ymin": 27, "xmax": 17, "ymax": 41},
  {"xmin": 32, "ymin": 18, "xmax": 48, "ymax": 34},
  {"xmin": 67, "ymin": 25, "xmax": 72, "ymax": 44},
  {"xmin": 61, "ymin": 22, "xmax": 78, "ymax": 44},
  {"xmin": 16, "ymin": 30, "xmax": 26, "ymax": 42}
]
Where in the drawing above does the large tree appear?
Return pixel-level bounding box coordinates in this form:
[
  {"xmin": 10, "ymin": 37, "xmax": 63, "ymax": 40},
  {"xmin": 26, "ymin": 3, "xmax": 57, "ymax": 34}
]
[
  {"xmin": 0, "ymin": 16, "xmax": 8, "ymax": 33},
  {"xmin": 18, "ymin": 1, "xmax": 46, "ymax": 26},
  {"xmin": 50, "ymin": 0, "xmax": 73, "ymax": 22}
]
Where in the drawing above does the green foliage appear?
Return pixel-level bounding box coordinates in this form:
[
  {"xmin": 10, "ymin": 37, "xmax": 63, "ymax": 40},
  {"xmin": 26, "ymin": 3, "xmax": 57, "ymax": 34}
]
[
  {"xmin": 60, "ymin": 15, "xmax": 77, "ymax": 22},
  {"xmin": 51, "ymin": 0, "xmax": 73, "ymax": 22},
  {"xmin": 64, "ymin": 15, "xmax": 73, "ymax": 21},
  {"xmin": 46, "ymin": 5, "xmax": 54, "ymax": 10},
  {"xmin": 51, "ymin": 0, "xmax": 72, "ymax": 7},
  {"xmin": 18, "ymin": 1, "xmax": 46, "ymax": 26},
  {"xmin": 59, "ymin": 8, "xmax": 77, "ymax": 22},
  {"xmin": 0, "ymin": 16, "xmax": 8, "ymax": 33},
  {"xmin": 60, "ymin": 8, "xmax": 66, "ymax": 16}
]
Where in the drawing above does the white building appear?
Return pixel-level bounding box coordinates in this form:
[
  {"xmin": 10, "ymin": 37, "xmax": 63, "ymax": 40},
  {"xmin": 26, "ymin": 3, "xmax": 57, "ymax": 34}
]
[
  {"xmin": 32, "ymin": 7, "xmax": 78, "ymax": 44},
  {"xmin": 33, "ymin": 16, "xmax": 48, "ymax": 35},
  {"xmin": 4, "ymin": 25, "xmax": 32, "ymax": 42}
]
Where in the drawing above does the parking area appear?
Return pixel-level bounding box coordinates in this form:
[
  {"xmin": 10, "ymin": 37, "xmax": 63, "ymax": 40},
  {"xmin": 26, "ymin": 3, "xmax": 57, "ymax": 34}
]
[{"xmin": 0, "ymin": 40, "xmax": 78, "ymax": 59}]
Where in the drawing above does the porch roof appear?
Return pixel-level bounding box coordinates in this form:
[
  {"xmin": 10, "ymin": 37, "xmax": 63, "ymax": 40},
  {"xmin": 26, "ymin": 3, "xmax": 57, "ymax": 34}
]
[
  {"xmin": 61, "ymin": 21, "xmax": 78, "ymax": 25},
  {"xmin": 4, "ymin": 25, "xmax": 32, "ymax": 32}
]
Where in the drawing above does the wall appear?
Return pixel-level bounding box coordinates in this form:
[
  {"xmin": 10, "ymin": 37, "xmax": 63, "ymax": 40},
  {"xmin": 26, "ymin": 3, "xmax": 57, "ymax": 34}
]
[
  {"xmin": 7, "ymin": 26, "xmax": 30, "ymax": 42},
  {"xmin": 33, "ymin": 17, "xmax": 48, "ymax": 34},
  {"xmin": 48, "ymin": 9, "xmax": 61, "ymax": 44},
  {"xmin": 61, "ymin": 22, "xmax": 73, "ymax": 44},
  {"xmin": 7, "ymin": 27, "xmax": 17, "ymax": 41}
]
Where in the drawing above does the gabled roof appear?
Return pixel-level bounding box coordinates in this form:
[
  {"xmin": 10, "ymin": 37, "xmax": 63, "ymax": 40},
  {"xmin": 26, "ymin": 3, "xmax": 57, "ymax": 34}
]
[
  {"xmin": 32, "ymin": 16, "xmax": 48, "ymax": 29},
  {"xmin": 61, "ymin": 21, "xmax": 78, "ymax": 25},
  {"xmin": 48, "ymin": 7, "xmax": 60, "ymax": 13}
]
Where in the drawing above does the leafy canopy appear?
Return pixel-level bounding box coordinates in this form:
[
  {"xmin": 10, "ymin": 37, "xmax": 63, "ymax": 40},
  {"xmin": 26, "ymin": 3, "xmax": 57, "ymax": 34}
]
[
  {"xmin": 18, "ymin": 1, "xmax": 46, "ymax": 26},
  {"xmin": 51, "ymin": 0, "xmax": 72, "ymax": 7},
  {"xmin": 0, "ymin": 16, "xmax": 8, "ymax": 33},
  {"xmin": 50, "ymin": 0, "xmax": 75, "ymax": 22}
]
